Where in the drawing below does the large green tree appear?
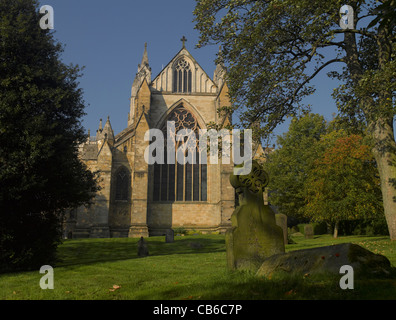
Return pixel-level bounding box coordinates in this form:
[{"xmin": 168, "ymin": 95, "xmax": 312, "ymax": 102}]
[
  {"xmin": 194, "ymin": 0, "xmax": 396, "ymax": 239},
  {"xmin": 0, "ymin": 0, "xmax": 98, "ymax": 272},
  {"xmin": 264, "ymin": 113, "xmax": 327, "ymax": 219}
]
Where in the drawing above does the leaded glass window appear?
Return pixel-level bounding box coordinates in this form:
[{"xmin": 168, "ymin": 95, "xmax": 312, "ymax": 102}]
[
  {"xmin": 153, "ymin": 106, "xmax": 207, "ymax": 202},
  {"xmin": 173, "ymin": 59, "xmax": 192, "ymax": 93}
]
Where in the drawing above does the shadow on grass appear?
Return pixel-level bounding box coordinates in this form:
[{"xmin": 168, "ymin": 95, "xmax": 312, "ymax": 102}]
[
  {"xmin": 55, "ymin": 235, "xmax": 226, "ymax": 267},
  {"xmin": 134, "ymin": 269, "xmax": 396, "ymax": 300}
]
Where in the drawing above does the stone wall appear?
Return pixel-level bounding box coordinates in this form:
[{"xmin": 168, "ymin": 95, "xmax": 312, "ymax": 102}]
[{"xmin": 148, "ymin": 202, "xmax": 222, "ymax": 235}]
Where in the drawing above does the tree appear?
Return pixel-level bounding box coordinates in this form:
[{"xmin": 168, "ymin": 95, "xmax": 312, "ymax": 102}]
[
  {"xmin": 0, "ymin": 0, "xmax": 98, "ymax": 272},
  {"xmin": 194, "ymin": 0, "xmax": 396, "ymax": 239},
  {"xmin": 304, "ymin": 132, "xmax": 383, "ymax": 238},
  {"xmin": 264, "ymin": 113, "xmax": 327, "ymax": 219}
]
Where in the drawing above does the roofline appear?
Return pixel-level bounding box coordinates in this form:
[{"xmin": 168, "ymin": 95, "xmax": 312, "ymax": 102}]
[{"xmin": 151, "ymin": 46, "xmax": 218, "ymax": 89}]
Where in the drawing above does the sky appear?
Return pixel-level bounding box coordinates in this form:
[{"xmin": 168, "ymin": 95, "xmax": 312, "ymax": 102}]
[{"xmin": 38, "ymin": 0, "xmax": 342, "ymax": 146}]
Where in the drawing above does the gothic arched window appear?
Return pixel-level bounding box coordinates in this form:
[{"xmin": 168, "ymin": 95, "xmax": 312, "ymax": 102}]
[
  {"xmin": 153, "ymin": 105, "xmax": 207, "ymax": 202},
  {"xmin": 173, "ymin": 59, "xmax": 192, "ymax": 93},
  {"xmin": 115, "ymin": 167, "xmax": 130, "ymax": 201}
]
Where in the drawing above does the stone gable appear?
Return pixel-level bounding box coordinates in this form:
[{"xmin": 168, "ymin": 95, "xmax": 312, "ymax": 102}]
[{"xmin": 64, "ymin": 41, "xmax": 235, "ymax": 239}]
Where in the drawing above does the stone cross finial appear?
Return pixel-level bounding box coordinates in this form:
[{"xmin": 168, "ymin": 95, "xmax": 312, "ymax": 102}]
[
  {"xmin": 230, "ymin": 160, "xmax": 269, "ymax": 197},
  {"xmin": 181, "ymin": 35, "xmax": 187, "ymax": 48}
]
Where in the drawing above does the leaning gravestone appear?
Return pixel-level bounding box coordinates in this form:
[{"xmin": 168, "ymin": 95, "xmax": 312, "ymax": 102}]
[
  {"xmin": 165, "ymin": 229, "xmax": 174, "ymax": 243},
  {"xmin": 137, "ymin": 236, "xmax": 149, "ymax": 257},
  {"xmin": 256, "ymin": 242, "xmax": 393, "ymax": 278},
  {"xmin": 304, "ymin": 224, "xmax": 314, "ymax": 239},
  {"xmin": 275, "ymin": 213, "xmax": 288, "ymax": 245},
  {"xmin": 226, "ymin": 160, "xmax": 285, "ymax": 272}
]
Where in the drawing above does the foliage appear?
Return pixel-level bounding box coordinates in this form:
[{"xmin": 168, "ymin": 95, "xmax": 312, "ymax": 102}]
[
  {"xmin": 193, "ymin": 0, "xmax": 394, "ymax": 135},
  {"xmin": 193, "ymin": 0, "xmax": 396, "ymax": 239},
  {"xmin": 264, "ymin": 113, "xmax": 383, "ymax": 234},
  {"xmin": 338, "ymin": 217, "xmax": 389, "ymax": 236},
  {"xmin": 304, "ymin": 132, "xmax": 383, "ymax": 225},
  {"xmin": 264, "ymin": 113, "xmax": 327, "ymax": 219},
  {"xmin": 0, "ymin": 0, "xmax": 99, "ymax": 272}
]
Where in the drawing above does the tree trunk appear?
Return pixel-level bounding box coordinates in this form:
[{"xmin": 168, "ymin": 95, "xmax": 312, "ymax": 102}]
[
  {"xmin": 371, "ymin": 118, "xmax": 396, "ymax": 241},
  {"xmin": 343, "ymin": 27, "xmax": 396, "ymax": 240},
  {"xmin": 333, "ymin": 222, "xmax": 338, "ymax": 239},
  {"xmin": 371, "ymin": 25, "xmax": 396, "ymax": 241}
]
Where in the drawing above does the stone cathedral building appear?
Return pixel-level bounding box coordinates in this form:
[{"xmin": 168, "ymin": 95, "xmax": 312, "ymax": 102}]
[{"xmin": 64, "ymin": 39, "xmax": 240, "ymax": 239}]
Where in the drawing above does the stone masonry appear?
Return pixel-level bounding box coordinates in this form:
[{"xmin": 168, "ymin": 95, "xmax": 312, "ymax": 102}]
[{"xmin": 64, "ymin": 40, "xmax": 241, "ymax": 238}]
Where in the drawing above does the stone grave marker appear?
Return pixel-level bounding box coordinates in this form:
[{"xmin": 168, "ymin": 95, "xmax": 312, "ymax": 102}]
[
  {"xmin": 304, "ymin": 224, "xmax": 314, "ymax": 239},
  {"xmin": 256, "ymin": 242, "xmax": 393, "ymax": 278},
  {"xmin": 137, "ymin": 236, "xmax": 149, "ymax": 257},
  {"xmin": 226, "ymin": 160, "xmax": 285, "ymax": 272},
  {"xmin": 275, "ymin": 213, "xmax": 288, "ymax": 245},
  {"xmin": 165, "ymin": 229, "xmax": 174, "ymax": 243}
]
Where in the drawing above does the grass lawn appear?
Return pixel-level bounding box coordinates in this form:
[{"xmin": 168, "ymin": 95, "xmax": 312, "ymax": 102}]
[{"xmin": 1, "ymin": 233, "xmax": 396, "ymax": 300}]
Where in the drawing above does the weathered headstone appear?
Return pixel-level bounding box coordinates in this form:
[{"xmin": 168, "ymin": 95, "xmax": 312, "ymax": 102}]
[
  {"xmin": 165, "ymin": 229, "xmax": 174, "ymax": 243},
  {"xmin": 256, "ymin": 243, "xmax": 392, "ymax": 278},
  {"xmin": 304, "ymin": 224, "xmax": 314, "ymax": 239},
  {"xmin": 275, "ymin": 213, "xmax": 288, "ymax": 245},
  {"xmin": 137, "ymin": 236, "xmax": 149, "ymax": 257},
  {"xmin": 226, "ymin": 160, "xmax": 285, "ymax": 272}
]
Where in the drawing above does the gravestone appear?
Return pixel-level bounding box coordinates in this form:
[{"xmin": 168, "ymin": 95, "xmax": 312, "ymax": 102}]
[
  {"xmin": 165, "ymin": 229, "xmax": 174, "ymax": 243},
  {"xmin": 304, "ymin": 224, "xmax": 314, "ymax": 239},
  {"xmin": 137, "ymin": 236, "xmax": 149, "ymax": 257},
  {"xmin": 275, "ymin": 213, "xmax": 288, "ymax": 245},
  {"xmin": 226, "ymin": 160, "xmax": 285, "ymax": 272},
  {"xmin": 256, "ymin": 243, "xmax": 393, "ymax": 278}
]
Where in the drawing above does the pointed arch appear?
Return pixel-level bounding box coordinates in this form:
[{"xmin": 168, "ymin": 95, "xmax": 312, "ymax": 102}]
[
  {"xmin": 172, "ymin": 56, "xmax": 194, "ymax": 93},
  {"xmin": 114, "ymin": 165, "xmax": 130, "ymax": 201},
  {"xmin": 155, "ymin": 98, "xmax": 207, "ymax": 131},
  {"xmin": 172, "ymin": 55, "xmax": 195, "ymax": 93},
  {"xmin": 152, "ymin": 102, "xmax": 207, "ymax": 202}
]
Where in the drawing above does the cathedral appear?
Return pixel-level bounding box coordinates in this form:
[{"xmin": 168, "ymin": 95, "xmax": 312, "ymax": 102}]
[{"xmin": 64, "ymin": 39, "xmax": 239, "ymax": 238}]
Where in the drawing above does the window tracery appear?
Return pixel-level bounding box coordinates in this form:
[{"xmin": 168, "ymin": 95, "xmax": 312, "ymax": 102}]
[
  {"xmin": 173, "ymin": 59, "xmax": 192, "ymax": 93},
  {"xmin": 153, "ymin": 106, "xmax": 207, "ymax": 202}
]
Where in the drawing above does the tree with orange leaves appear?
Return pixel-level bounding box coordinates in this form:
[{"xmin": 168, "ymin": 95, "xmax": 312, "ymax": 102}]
[{"xmin": 304, "ymin": 131, "xmax": 383, "ymax": 238}]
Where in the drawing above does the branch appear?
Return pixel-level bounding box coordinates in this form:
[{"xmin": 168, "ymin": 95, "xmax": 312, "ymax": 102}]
[
  {"xmin": 333, "ymin": 28, "xmax": 377, "ymax": 39},
  {"xmin": 287, "ymin": 58, "xmax": 346, "ymax": 108},
  {"xmin": 356, "ymin": 13, "xmax": 376, "ymax": 23},
  {"xmin": 301, "ymin": 32, "xmax": 347, "ymax": 66},
  {"xmin": 303, "ymin": 28, "xmax": 375, "ymax": 65},
  {"xmin": 304, "ymin": 58, "xmax": 345, "ymax": 88},
  {"xmin": 248, "ymin": 58, "xmax": 345, "ymax": 131},
  {"xmin": 319, "ymin": 41, "xmax": 346, "ymax": 49}
]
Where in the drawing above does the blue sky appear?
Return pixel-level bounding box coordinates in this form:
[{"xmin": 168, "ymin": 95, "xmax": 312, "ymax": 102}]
[{"xmin": 38, "ymin": 0, "xmax": 342, "ymax": 146}]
